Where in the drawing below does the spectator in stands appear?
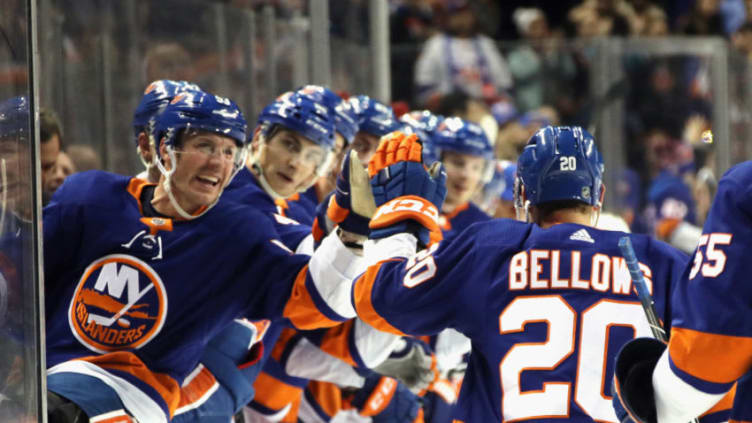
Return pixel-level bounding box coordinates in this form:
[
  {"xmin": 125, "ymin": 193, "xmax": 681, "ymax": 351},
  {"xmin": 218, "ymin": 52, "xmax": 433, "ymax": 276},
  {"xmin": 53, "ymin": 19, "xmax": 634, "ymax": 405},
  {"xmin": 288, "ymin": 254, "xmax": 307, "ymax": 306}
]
[
  {"xmin": 65, "ymin": 144, "xmax": 102, "ymax": 172},
  {"xmin": 413, "ymin": 0, "xmax": 513, "ymax": 108},
  {"xmin": 568, "ymin": 0, "xmax": 632, "ymax": 37},
  {"xmin": 675, "ymin": 0, "xmax": 725, "ymax": 36},
  {"xmin": 434, "ymin": 90, "xmax": 499, "ymax": 149},
  {"xmin": 143, "ymin": 42, "xmax": 195, "ymax": 84},
  {"xmin": 625, "ymin": 0, "xmax": 669, "ymax": 35},
  {"xmin": 390, "ymin": 0, "xmax": 436, "ymax": 43},
  {"xmin": 732, "ymin": 22, "xmax": 752, "ymax": 58},
  {"xmin": 40, "ymin": 108, "xmax": 62, "ymax": 206},
  {"xmin": 491, "ymin": 99, "xmax": 527, "ymax": 161},
  {"xmin": 44, "ymin": 152, "xmax": 75, "ymax": 198}
]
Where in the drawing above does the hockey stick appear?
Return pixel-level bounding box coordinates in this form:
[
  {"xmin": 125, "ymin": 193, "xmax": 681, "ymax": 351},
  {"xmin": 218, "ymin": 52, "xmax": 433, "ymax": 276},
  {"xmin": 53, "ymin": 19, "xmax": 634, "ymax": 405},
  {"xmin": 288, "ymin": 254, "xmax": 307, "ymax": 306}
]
[
  {"xmin": 618, "ymin": 237, "xmax": 700, "ymax": 423},
  {"xmin": 617, "ymin": 236, "xmax": 667, "ymax": 341}
]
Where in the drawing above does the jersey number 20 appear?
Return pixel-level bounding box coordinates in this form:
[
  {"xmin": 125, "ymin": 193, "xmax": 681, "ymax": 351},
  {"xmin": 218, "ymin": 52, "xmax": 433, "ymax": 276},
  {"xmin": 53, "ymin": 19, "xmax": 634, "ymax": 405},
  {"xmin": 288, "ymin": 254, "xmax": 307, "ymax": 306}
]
[{"xmin": 499, "ymin": 295, "xmax": 652, "ymax": 421}]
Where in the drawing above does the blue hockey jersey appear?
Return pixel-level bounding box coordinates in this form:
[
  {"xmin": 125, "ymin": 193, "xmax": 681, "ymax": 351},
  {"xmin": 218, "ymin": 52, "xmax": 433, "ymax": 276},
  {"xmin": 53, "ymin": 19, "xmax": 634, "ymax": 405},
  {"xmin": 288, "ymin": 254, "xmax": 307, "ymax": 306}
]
[
  {"xmin": 44, "ymin": 171, "xmax": 353, "ymax": 422},
  {"xmin": 352, "ymin": 220, "xmax": 688, "ymax": 422},
  {"xmin": 653, "ymin": 161, "xmax": 752, "ymax": 422},
  {"xmin": 438, "ymin": 201, "xmax": 490, "ymax": 246}
]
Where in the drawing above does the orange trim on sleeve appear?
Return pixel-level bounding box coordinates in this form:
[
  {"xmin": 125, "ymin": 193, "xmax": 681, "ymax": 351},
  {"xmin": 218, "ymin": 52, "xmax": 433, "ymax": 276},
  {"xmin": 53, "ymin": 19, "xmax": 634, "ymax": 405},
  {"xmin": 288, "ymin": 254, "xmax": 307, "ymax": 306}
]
[
  {"xmin": 306, "ymin": 381, "xmax": 342, "ymax": 418},
  {"xmin": 669, "ymin": 327, "xmax": 752, "ymax": 384},
  {"xmin": 251, "ymin": 371, "xmax": 302, "ymax": 422},
  {"xmin": 177, "ymin": 365, "xmax": 218, "ymax": 410},
  {"xmin": 359, "ymin": 377, "xmax": 397, "ymax": 417},
  {"xmin": 319, "ymin": 320, "xmax": 357, "ymax": 367},
  {"xmin": 283, "ymin": 265, "xmax": 342, "ymax": 330},
  {"xmin": 701, "ymin": 383, "xmax": 736, "ymax": 417},
  {"xmin": 79, "ymin": 351, "xmax": 180, "ymax": 418},
  {"xmin": 327, "ymin": 195, "xmax": 350, "ymax": 224},
  {"xmin": 352, "ymin": 263, "xmax": 406, "ymax": 336}
]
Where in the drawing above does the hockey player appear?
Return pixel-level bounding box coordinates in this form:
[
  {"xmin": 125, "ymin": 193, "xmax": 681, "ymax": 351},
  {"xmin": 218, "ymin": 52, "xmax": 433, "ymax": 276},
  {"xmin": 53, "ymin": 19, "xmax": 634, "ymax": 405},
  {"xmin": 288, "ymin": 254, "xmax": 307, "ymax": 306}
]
[
  {"xmin": 130, "ymin": 80, "xmax": 271, "ymax": 423},
  {"xmin": 274, "ymin": 85, "xmax": 359, "ymax": 226},
  {"xmin": 342, "ymin": 126, "xmax": 693, "ymax": 422},
  {"xmin": 612, "ymin": 165, "xmax": 752, "ymax": 421},
  {"xmin": 431, "ymin": 117, "xmax": 493, "ymax": 243},
  {"xmin": 44, "ymin": 90, "xmax": 367, "ymax": 423},
  {"xmin": 223, "ymin": 93, "xmax": 424, "ymax": 422}
]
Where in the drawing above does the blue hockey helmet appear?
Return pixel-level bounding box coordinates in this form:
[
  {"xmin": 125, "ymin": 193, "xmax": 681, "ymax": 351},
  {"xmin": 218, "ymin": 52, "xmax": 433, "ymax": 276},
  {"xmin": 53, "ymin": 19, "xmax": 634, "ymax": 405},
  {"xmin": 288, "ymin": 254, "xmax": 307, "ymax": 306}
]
[
  {"xmin": 433, "ymin": 117, "xmax": 494, "ymax": 160},
  {"xmin": 0, "ymin": 96, "xmax": 30, "ymax": 142},
  {"xmin": 133, "ymin": 80, "xmax": 201, "ymax": 142},
  {"xmin": 399, "ymin": 110, "xmax": 443, "ymax": 165},
  {"xmin": 257, "ymin": 91, "xmax": 336, "ymax": 150},
  {"xmin": 295, "ymin": 85, "xmax": 359, "ymax": 144},
  {"xmin": 154, "ymin": 90, "xmax": 248, "ymax": 156},
  {"xmin": 349, "ymin": 95, "xmax": 401, "ymax": 137},
  {"xmin": 516, "ymin": 126, "xmax": 604, "ymax": 209},
  {"xmin": 433, "ymin": 117, "xmax": 494, "ymax": 182}
]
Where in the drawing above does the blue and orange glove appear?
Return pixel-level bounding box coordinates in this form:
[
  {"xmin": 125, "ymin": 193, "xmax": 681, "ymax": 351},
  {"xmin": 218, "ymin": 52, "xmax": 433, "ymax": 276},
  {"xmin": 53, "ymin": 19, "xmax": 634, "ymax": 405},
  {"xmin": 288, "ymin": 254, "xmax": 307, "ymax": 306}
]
[
  {"xmin": 313, "ymin": 150, "xmax": 376, "ymax": 245},
  {"xmin": 350, "ymin": 373, "xmax": 424, "ymax": 423},
  {"xmin": 612, "ymin": 337, "xmax": 666, "ymax": 423},
  {"xmin": 368, "ymin": 132, "xmax": 446, "ymax": 246}
]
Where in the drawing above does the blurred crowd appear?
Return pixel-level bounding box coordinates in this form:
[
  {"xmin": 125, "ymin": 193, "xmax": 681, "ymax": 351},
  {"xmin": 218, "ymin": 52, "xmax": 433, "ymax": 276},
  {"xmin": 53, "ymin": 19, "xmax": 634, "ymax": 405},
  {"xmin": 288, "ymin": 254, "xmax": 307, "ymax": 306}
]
[
  {"xmin": 385, "ymin": 0, "xmax": 752, "ymax": 245},
  {"xmin": 2, "ymin": 0, "xmax": 751, "ymax": 247}
]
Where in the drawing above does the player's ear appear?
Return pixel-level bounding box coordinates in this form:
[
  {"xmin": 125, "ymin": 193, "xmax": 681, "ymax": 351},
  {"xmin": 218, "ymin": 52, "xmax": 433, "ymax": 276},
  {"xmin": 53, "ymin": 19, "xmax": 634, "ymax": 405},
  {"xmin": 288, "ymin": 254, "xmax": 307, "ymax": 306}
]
[
  {"xmin": 159, "ymin": 139, "xmax": 172, "ymax": 170},
  {"xmin": 250, "ymin": 127, "xmax": 264, "ymax": 153},
  {"xmin": 598, "ymin": 184, "xmax": 606, "ymax": 209}
]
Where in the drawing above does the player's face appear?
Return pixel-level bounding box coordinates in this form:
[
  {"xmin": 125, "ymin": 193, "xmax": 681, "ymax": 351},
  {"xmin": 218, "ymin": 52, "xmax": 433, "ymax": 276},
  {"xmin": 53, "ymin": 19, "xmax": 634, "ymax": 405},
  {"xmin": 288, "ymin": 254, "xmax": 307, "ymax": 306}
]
[
  {"xmin": 442, "ymin": 151, "xmax": 486, "ymax": 208},
  {"xmin": 262, "ymin": 129, "xmax": 326, "ymax": 197},
  {"xmin": 169, "ymin": 131, "xmax": 239, "ymax": 213},
  {"xmin": 351, "ymin": 132, "xmax": 380, "ymax": 165}
]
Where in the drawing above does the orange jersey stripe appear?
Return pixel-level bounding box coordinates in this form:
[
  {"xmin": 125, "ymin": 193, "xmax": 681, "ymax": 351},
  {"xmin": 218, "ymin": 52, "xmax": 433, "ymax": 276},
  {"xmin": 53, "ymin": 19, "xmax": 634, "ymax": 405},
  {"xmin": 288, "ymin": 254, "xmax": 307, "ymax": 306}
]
[
  {"xmin": 252, "ymin": 371, "xmax": 303, "ymax": 421},
  {"xmin": 319, "ymin": 320, "xmax": 357, "ymax": 367},
  {"xmin": 352, "ymin": 262, "xmax": 406, "ymax": 336},
  {"xmin": 306, "ymin": 380, "xmax": 342, "ymax": 418},
  {"xmin": 701, "ymin": 383, "xmax": 736, "ymax": 417},
  {"xmin": 79, "ymin": 351, "xmax": 180, "ymax": 418},
  {"xmin": 283, "ymin": 265, "xmax": 342, "ymax": 330},
  {"xmin": 670, "ymin": 327, "xmax": 752, "ymax": 384}
]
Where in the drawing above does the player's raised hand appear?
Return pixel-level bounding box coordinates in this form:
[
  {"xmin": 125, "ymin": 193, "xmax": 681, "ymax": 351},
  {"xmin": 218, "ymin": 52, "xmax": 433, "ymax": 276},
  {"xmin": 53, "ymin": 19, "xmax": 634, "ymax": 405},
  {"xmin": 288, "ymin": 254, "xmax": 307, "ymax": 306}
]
[
  {"xmin": 313, "ymin": 150, "xmax": 375, "ymax": 244},
  {"xmin": 367, "ymin": 131, "xmax": 446, "ymax": 246}
]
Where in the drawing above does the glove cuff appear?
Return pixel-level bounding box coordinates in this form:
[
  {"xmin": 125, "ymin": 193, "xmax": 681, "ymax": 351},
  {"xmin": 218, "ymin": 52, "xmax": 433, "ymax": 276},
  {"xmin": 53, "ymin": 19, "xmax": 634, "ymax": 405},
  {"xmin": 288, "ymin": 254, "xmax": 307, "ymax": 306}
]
[{"xmin": 370, "ymin": 196, "xmax": 440, "ymax": 234}]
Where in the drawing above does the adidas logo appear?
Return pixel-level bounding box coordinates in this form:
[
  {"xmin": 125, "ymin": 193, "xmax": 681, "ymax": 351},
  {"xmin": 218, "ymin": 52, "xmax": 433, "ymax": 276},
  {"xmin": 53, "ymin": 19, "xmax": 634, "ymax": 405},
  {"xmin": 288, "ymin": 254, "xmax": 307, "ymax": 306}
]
[{"xmin": 569, "ymin": 229, "xmax": 594, "ymax": 243}]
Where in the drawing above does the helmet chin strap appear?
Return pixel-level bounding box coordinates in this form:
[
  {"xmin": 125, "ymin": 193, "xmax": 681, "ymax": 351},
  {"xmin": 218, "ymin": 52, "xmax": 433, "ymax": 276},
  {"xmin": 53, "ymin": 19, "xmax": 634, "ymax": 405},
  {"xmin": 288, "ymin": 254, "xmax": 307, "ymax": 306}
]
[{"xmin": 249, "ymin": 156, "xmax": 286, "ymax": 200}]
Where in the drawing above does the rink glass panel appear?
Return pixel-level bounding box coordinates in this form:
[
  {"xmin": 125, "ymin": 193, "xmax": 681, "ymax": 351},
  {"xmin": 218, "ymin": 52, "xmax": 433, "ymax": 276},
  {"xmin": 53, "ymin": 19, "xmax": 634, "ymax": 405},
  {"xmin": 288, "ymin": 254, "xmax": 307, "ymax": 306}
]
[{"xmin": 0, "ymin": 0, "xmax": 45, "ymax": 421}]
